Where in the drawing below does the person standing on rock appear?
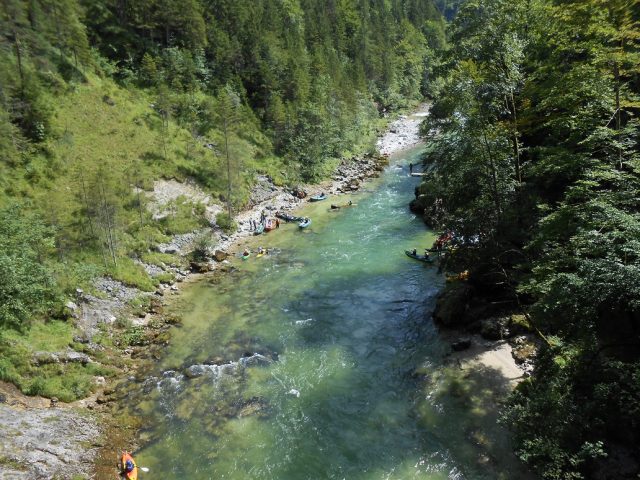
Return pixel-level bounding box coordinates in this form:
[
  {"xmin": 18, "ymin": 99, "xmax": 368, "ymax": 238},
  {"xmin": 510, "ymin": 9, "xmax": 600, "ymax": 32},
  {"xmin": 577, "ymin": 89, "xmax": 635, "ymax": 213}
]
[{"xmin": 409, "ymin": 162, "xmax": 413, "ymax": 174}]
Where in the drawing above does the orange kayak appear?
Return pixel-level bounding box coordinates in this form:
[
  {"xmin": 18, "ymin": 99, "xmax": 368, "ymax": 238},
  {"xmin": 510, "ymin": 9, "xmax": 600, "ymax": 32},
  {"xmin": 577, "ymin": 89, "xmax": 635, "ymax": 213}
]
[{"xmin": 121, "ymin": 451, "xmax": 138, "ymax": 480}]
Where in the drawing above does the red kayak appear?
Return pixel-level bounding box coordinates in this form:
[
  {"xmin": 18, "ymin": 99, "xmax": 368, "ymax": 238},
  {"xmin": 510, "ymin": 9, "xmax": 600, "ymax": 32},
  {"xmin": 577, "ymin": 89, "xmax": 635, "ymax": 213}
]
[{"xmin": 264, "ymin": 218, "xmax": 276, "ymax": 231}]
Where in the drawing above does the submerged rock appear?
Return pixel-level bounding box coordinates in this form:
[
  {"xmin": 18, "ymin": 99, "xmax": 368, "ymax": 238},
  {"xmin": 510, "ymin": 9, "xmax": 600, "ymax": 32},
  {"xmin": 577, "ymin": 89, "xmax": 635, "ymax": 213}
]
[{"xmin": 240, "ymin": 353, "xmax": 271, "ymax": 367}]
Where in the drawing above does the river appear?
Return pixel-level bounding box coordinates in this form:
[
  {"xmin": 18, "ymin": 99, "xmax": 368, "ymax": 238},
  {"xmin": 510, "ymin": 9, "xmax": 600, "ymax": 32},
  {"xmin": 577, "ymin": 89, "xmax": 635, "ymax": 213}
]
[{"xmin": 126, "ymin": 135, "xmax": 535, "ymax": 479}]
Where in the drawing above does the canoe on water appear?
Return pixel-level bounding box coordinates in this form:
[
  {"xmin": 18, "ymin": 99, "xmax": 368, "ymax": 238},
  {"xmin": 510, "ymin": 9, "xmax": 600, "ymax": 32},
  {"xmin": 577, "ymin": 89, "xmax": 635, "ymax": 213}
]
[
  {"xmin": 121, "ymin": 452, "xmax": 138, "ymax": 480},
  {"xmin": 309, "ymin": 193, "xmax": 327, "ymax": 202},
  {"xmin": 298, "ymin": 218, "xmax": 312, "ymax": 229},
  {"xmin": 405, "ymin": 250, "xmax": 433, "ymax": 263}
]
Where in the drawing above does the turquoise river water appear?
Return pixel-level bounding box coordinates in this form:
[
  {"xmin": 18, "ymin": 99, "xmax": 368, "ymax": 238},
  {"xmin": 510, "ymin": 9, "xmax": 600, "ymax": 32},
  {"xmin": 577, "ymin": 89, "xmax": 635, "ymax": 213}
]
[{"xmin": 127, "ymin": 145, "xmax": 535, "ymax": 479}]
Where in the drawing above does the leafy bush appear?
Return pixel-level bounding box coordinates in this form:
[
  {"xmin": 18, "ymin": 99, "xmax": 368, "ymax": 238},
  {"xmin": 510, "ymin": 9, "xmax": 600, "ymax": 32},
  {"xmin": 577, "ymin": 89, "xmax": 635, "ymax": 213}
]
[
  {"xmin": 121, "ymin": 326, "xmax": 145, "ymax": 346},
  {"xmin": 0, "ymin": 205, "xmax": 61, "ymax": 331},
  {"xmin": 215, "ymin": 212, "xmax": 236, "ymax": 234},
  {"xmin": 190, "ymin": 232, "xmax": 214, "ymax": 262},
  {"xmin": 160, "ymin": 196, "xmax": 209, "ymax": 235}
]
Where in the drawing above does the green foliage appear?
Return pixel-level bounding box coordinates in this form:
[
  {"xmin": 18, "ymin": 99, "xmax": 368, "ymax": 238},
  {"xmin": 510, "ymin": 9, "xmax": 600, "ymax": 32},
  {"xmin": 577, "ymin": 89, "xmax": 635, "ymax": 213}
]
[
  {"xmin": 141, "ymin": 251, "xmax": 180, "ymax": 268},
  {"xmin": 0, "ymin": 0, "xmax": 446, "ymax": 404},
  {"xmin": 421, "ymin": 0, "xmax": 640, "ymax": 477},
  {"xmin": 108, "ymin": 257, "xmax": 157, "ymax": 292},
  {"xmin": 0, "ymin": 205, "xmax": 61, "ymax": 331},
  {"xmin": 191, "ymin": 232, "xmax": 215, "ymax": 262},
  {"xmin": 120, "ymin": 325, "xmax": 145, "ymax": 347},
  {"xmin": 215, "ymin": 212, "xmax": 236, "ymax": 234},
  {"xmin": 0, "ymin": 320, "xmax": 116, "ymax": 401},
  {"xmin": 159, "ymin": 196, "xmax": 209, "ymax": 235}
]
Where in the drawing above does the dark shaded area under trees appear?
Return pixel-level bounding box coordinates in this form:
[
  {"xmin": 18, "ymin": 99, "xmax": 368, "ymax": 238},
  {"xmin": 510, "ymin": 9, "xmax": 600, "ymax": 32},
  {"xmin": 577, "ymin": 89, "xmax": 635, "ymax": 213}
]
[{"xmin": 414, "ymin": 0, "xmax": 640, "ymax": 478}]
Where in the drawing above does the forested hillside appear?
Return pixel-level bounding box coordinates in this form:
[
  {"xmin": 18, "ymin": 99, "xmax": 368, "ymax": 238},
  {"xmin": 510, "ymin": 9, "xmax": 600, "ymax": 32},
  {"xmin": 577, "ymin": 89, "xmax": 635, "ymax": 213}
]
[
  {"xmin": 416, "ymin": 0, "xmax": 640, "ymax": 478},
  {"xmin": 0, "ymin": 0, "xmax": 443, "ymax": 399}
]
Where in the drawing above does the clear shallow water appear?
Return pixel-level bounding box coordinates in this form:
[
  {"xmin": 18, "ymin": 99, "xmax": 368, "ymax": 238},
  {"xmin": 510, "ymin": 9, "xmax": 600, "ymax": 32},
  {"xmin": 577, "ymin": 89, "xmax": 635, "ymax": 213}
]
[{"xmin": 128, "ymin": 146, "xmax": 535, "ymax": 479}]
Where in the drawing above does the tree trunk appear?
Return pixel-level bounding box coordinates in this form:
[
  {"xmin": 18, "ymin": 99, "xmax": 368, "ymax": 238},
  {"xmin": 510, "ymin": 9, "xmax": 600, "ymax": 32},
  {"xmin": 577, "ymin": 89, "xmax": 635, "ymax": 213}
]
[
  {"xmin": 13, "ymin": 30, "xmax": 25, "ymax": 95},
  {"xmin": 613, "ymin": 59, "xmax": 622, "ymax": 169},
  {"xmin": 481, "ymin": 128, "xmax": 502, "ymax": 219},
  {"xmin": 224, "ymin": 117, "xmax": 232, "ymax": 218},
  {"xmin": 79, "ymin": 169, "xmax": 96, "ymax": 240},
  {"xmin": 508, "ymin": 91, "xmax": 521, "ymax": 184}
]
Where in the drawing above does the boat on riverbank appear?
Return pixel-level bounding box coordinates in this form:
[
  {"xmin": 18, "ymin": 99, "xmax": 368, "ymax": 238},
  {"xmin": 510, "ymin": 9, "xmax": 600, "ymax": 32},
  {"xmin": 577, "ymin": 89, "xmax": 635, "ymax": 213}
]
[
  {"xmin": 405, "ymin": 250, "xmax": 433, "ymax": 263},
  {"xmin": 264, "ymin": 218, "xmax": 277, "ymax": 231},
  {"xmin": 254, "ymin": 224, "xmax": 265, "ymax": 235},
  {"xmin": 276, "ymin": 211, "xmax": 303, "ymax": 222},
  {"xmin": 298, "ymin": 218, "xmax": 312, "ymax": 229},
  {"xmin": 309, "ymin": 193, "xmax": 327, "ymax": 202}
]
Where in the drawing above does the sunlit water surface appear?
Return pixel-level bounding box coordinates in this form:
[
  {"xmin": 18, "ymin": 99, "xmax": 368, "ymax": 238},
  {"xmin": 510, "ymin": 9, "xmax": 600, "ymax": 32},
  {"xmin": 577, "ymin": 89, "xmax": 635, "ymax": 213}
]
[{"xmin": 127, "ymin": 144, "xmax": 535, "ymax": 479}]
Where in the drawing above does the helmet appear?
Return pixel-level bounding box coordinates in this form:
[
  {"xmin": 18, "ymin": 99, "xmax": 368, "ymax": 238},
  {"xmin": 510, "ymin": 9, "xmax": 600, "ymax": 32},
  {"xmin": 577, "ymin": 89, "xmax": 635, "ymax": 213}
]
[{"xmin": 125, "ymin": 459, "xmax": 134, "ymax": 472}]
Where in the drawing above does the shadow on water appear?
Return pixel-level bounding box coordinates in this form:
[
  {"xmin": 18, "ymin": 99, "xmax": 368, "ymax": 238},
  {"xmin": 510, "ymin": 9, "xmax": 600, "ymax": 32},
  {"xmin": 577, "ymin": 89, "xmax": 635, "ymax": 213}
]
[{"xmin": 124, "ymin": 146, "xmax": 536, "ymax": 479}]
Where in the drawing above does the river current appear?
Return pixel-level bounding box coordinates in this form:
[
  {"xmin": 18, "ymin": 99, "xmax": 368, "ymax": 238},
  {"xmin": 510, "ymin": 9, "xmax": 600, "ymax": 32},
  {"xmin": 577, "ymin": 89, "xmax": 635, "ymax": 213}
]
[{"xmin": 127, "ymin": 140, "xmax": 534, "ymax": 479}]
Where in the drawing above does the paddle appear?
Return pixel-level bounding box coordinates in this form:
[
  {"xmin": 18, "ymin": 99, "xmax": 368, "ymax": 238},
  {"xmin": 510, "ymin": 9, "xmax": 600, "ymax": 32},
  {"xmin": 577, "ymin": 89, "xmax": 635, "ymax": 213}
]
[{"xmin": 140, "ymin": 467, "xmax": 150, "ymax": 472}]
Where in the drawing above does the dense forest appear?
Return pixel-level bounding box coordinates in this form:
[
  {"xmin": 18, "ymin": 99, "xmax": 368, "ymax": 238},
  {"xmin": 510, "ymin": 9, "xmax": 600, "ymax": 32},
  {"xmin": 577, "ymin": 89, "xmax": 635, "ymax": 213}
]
[{"xmin": 415, "ymin": 0, "xmax": 640, "ymax": 478}]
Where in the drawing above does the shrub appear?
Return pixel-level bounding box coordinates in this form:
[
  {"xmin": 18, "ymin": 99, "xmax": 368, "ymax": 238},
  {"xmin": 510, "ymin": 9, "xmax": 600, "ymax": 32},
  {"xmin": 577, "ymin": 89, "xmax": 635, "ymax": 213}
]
[
  {"xmin": 215, "ymin": 212, "xmax": 236, "ymax": 234},
  {"xmin": 0, "ymin": 205, "xmax": 61, "ymax": 331},
  {"xmin": 191, "ymin": 232, "xmax": 214, "ymax": 262}
]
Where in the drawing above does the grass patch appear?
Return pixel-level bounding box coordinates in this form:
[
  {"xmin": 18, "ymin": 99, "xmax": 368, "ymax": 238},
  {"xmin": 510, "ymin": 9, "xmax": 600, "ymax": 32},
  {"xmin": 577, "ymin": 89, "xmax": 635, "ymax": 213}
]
[
  {"xmin": 119, "ymin": 325, "xmax": 146, "ymax": 347},
  {"xmin": 127, "ymin": 294, "xmax": 151, "ymax": 317},
  {"xmin": 140, "ymin": 251, "xmax": 180, "ymax": 267},
  {"xmin": 0, "ymin": 322, "xmax": 118, "ymax": 402},
  {"xmin": 107, "ymin": 257, "xmax": 157, "ymax": 292},
  {"xmin": 154, "ymin": 272, "xmax": 175, "ymax": 284},
  {"xmin": 2, "ymin": 320, "xmax": 74, "ymax": 352},
  {"xmin": 0, "ymin": 456, "xmax": 26, "ymax": 471}
]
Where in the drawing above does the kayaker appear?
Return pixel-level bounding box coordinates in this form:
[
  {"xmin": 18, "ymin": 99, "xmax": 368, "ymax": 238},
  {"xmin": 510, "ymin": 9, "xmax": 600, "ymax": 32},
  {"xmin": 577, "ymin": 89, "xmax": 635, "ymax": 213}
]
[
  {"xmin": 243, "ymin": 248, "xmax": 250, "ymax": 257},
  {"xmin": 412, "ymin": 248, "xmax": 417, "ymax": 256},
  {"xmin": 124, "ymin": 458, "xmax": 135, "ymax": 474}
]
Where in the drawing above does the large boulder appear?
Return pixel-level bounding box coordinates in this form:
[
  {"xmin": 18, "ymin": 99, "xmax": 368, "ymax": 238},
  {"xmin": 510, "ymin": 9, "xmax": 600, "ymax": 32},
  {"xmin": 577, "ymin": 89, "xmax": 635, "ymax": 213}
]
[
  {"xmin": 213, "ymin": 250, "xmax": 228, "ymax": 262},
  {"xmin": 190, "ymin": 261, "xmax": 212, "ymax": 273},
  {"xmin": 433, "ymin": 283, "xmax": 476, "ymax": 327},
  {"xmin": 409, "ymin": 198, "xmax": 426, "ymax": 215}
]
